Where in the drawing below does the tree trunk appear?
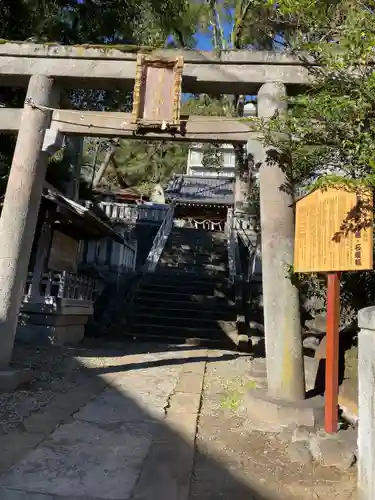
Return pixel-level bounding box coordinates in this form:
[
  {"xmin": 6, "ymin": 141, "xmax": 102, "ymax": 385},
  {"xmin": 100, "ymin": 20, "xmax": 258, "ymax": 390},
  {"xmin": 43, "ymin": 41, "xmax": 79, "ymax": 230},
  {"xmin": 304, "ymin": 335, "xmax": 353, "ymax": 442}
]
[{"xmin": 92, "ymin": 140, "xmax": 119, "ymax": 189}]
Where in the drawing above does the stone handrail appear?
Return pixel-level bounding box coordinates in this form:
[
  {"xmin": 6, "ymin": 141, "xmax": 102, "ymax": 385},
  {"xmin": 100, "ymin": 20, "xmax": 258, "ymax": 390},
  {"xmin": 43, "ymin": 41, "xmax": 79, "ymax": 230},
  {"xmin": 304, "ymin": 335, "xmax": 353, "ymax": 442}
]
[
  {"xmin": 226, "ymin": 208, "xmax": 243, "ymax": 284},
  {"xmin": 143, "ymin": 201, "xmax": 176, "ymax": 272},
  {"xmin": 23, "ymin": 270, "xmax": 101, "ymax": 304},
  {"xmin": 80, "ymin": 235, "xmax": 137, "ymax": 276},
  {"xmin": 233, "ymin": 213, "xmax": 261, "ymax": 283},
  {"xmin": 96, "ymin": 201, "xmax": 169, "ymax": 223},
  {"xmin": 97, "ymin": 202, "xmax": 138, "ymax": 222}
]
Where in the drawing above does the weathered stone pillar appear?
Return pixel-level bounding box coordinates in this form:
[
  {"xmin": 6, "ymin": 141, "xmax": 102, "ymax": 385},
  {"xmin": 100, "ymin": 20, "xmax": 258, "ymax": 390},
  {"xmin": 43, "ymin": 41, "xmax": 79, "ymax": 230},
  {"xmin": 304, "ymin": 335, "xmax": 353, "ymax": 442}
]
[
  {"xmin": 358, "ymin": 306, "xmax": 375, "ymax": 500},
  {"xmin": 0, "ymin": 75, "xmax": 59, "ymax": 369},
  {"xmin": 257, "ymin": 82, "xmax": 305, "ymax": 401}
]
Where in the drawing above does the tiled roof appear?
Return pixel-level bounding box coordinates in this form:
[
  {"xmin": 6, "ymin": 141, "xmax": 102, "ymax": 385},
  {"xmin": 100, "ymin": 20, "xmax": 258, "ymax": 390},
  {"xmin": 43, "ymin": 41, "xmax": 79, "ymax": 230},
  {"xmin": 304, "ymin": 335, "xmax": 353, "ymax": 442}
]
[
  {"xmin": 43, "ymin": 183, "xmax": 126, "ymax": 244},
  {"xmin": 165, "ymin": 175, "xmax": 234, "ymax": 205}
]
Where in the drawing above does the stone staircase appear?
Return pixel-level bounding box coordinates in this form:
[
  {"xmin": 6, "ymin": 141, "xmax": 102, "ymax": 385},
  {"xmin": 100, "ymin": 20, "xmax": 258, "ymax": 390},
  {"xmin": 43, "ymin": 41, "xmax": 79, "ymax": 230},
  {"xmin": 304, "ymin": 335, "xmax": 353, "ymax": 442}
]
[
  {"xmin": 159, "ymin": 227, "xmax": 228, "ymax": 275},
  {"xmin": 125, "ymin": 227, "xmax": 239, "ymax": 347}
]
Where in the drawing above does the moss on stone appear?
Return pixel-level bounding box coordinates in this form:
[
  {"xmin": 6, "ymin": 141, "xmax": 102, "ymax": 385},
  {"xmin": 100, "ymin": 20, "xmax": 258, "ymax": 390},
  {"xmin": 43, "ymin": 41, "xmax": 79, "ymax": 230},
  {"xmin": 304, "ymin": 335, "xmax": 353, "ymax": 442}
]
[
  {"xmin": 0, "ymin": 39, "xmax": 157, "ymax": 53},
  {"xmin": 344, "ymin": 344, "xmax": 358, "ymax": 384},
  {"xmin": 0, "ymin": 39, "xmax": 28, "ymax": 44},
  {"xmin": 0, "ymin": 39, "xmax": 61, "ymax": 46},
  {"xmin": 76, "ymin": 44, "xmax": 156, "ymax": 53}
]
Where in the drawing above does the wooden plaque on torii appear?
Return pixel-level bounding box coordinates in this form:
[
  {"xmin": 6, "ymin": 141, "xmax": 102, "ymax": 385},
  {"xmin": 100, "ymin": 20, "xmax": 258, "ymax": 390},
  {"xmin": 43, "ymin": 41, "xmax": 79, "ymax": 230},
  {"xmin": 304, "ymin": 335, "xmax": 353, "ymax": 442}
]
[{"xmin": 132, "ymin": 54, "xmax": 184, "ymax": 130}]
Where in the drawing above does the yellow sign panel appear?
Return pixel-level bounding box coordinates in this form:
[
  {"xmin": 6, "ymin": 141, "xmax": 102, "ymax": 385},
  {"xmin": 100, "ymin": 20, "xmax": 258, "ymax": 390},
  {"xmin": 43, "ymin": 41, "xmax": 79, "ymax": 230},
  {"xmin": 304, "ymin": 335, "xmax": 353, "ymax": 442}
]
[{"xmin": 294, "ymin": 187, "xmax": 373, "ymax": 273}]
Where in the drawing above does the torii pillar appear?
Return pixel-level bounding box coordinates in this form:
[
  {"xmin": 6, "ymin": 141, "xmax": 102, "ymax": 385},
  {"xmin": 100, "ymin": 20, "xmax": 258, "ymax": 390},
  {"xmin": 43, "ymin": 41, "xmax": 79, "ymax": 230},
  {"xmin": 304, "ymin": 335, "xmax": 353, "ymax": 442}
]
[
  {"xmin": 0, "ymin": 75, "xmax": 60, "ymax": 374},
  {"xmin": 255, "ymin": 82, "xmax": 305, "ymax": 401}
]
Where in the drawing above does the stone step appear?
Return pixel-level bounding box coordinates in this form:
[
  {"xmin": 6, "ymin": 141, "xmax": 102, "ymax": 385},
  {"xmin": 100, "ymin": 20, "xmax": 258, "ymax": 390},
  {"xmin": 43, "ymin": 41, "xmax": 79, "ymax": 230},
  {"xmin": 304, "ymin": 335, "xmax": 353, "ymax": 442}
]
[
  {"xmin": 165, "ymin": 243, "xmax": 226, "ymax": 251},
  {"xmin": 169, "ymin": 236, "xmax": 227, "ymax": 245},
  {"xmin": 167, "ymin": 241, "xmax": 226, "ymax": 249},
  {"xmin": 130, "ymin": 311, "xmax": 235, "ymax": 328},
  {"xmin": 142, "ymin": 273, "xmax": 230, "ymax": 286},
  {"xmin": 133, "ymin": 304, "xmax": 236, "ymax": 320},
  {"xmin": 162, "ymin": 253, "xmax": 226, "ymax": 262},
  {"xmin": 161, "ymin": 252, "xmax": 227, "ymax": 261},
  {"xmin": 170, "ymin": 227, "xmax": 226, "ymax": 237},
  {"xmin": 135, "ymin": 289, "xmax": 232, "ymax": 303},
  {"xmin": 135, "ymin": 295, "xmax": 235, "ymax": 311},
  {"xmin": 124, "ymin": 328, "xmax": 235, "ymax": 348},
  {"xmin": 128, "ymin": 322, "xmax": 236, "ymax": 346},
  {"xmin": 138, "ymin": 282, "xmax": 231, "ymax": 295},
  {"xmin": 157, "ymin": 263, "xmax": 228, "ymax": 273},
  {"xmin": 152, "ymin": 267, "xmax": 228, "ymax": 279},
  {"xmin": 161, "ymin": 250, "xmax": 227, "ymax": 259},
  {"xmin": 159, "ymin": 261, "xmax": 227, "ymax": 270}
]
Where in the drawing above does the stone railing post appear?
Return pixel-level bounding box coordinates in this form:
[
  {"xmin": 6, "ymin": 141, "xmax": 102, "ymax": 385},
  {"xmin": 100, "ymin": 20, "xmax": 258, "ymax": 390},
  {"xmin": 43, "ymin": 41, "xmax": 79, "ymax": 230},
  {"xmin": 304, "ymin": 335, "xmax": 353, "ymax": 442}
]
[
  {"xmin": 0, "ymin": 75, "xmax": 59, "ymax": 369},
  {"xmin": 358, "ymin": 306, "xmax": 375, "ymax": 500},
  {"xmin": 255, "ymin": 81, "xmax": 305, "ymax": 402}
]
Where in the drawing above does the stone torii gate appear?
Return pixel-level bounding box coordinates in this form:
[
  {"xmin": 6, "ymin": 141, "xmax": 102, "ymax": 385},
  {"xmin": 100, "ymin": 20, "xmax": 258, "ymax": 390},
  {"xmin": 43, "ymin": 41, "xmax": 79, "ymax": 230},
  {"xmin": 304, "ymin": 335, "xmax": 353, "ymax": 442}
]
[{"xmin": 0, "ymin": 42, "xmax": 310, "ymax": 402}]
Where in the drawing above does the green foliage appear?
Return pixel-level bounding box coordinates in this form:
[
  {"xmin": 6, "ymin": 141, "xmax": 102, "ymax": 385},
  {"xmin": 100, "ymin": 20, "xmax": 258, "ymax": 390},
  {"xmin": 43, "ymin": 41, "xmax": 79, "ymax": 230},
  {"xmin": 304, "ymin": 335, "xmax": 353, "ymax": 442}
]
[
  {"xmin": 227, "ymin": 0, "xmax": 286, "ymax": 49},
  {"xmin": 182, "ymin": 94, "xmax": 236, "ymax": 117},
  {"xmin": 201, "ymin": 144, "xmax": 223, "ymax": 170},
  {"xmin": 0, "ymin": 0, "xmax": 203, "ymax": 195},
  {"xmin": 258, "ymin": 1, "xmax": 375, "ymax": 321},
  {"xmin": 100, "ymin": 94, "xmax": 240, "ymax": 193},
  {"xmin": 260, "ymin": 1, "xmax": 375, "ymax": 189},
  {"xmin": 0, "ymin": 0, "xmax": 197, "ymax": 46},
  {"xmin": 110, "ymin": 140, "xmax": 188, "ymax": 195},
  {"xmin": 198, "ymin": 0, "xmax": 310, "ymax": 50}
]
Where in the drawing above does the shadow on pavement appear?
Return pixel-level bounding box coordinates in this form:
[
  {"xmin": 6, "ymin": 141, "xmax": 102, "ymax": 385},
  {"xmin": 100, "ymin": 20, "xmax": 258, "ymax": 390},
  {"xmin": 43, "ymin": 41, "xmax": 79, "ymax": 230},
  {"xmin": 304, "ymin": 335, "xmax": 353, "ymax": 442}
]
[{"xmin": 0, "ymin": 341, "xmax": 287, "ymax": 500}]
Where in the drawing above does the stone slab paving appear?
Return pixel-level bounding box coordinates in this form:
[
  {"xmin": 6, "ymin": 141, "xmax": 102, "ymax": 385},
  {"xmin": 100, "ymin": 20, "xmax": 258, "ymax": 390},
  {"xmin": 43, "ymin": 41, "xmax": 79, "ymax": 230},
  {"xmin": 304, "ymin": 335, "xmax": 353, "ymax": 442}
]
[
  {"xmin": 0, "ymin": 344, "xmax": 358, "ymax": 500},
  {"xmin": 0, "ymin": 344, "xmax": 211, "ymax": 500}
]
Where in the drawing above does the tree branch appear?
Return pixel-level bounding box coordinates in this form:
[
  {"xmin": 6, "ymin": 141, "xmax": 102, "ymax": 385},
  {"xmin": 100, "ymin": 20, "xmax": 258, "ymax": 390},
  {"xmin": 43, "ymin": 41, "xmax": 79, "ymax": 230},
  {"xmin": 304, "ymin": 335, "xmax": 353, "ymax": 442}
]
[
  {"xmin": 232, "ymin": 0, "xmax": 255, "ymax": 48},
  {"xmin": 92, "ymin": 139, "xmax": 119, "ymax": 188}
]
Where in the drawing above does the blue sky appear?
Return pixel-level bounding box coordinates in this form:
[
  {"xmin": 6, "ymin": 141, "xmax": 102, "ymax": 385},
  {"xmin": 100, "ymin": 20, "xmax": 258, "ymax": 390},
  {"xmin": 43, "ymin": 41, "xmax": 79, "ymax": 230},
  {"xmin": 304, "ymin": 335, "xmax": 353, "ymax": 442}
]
[
  {"xmin": 194, "ymin": 32, "xmax": 214, "ymax": 50},
  {"xmin": 193, "ymin": 24, "xmax": 258, "ymax": 103},
  {"xmin": 193, "ymin": 22, "xmax": 232, "ymax": 50}
]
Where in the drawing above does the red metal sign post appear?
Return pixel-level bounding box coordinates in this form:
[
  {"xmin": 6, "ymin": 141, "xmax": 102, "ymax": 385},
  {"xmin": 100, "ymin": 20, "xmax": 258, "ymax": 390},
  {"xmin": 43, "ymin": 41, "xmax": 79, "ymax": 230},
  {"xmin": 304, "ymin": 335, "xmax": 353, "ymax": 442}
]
[
  {"xmin": 294, "ymin": 187, "xmax": 373, "ymax": 434},
  {"xmin": 324, "ymin": 272, "xmax": 340, "ymax": 433}
]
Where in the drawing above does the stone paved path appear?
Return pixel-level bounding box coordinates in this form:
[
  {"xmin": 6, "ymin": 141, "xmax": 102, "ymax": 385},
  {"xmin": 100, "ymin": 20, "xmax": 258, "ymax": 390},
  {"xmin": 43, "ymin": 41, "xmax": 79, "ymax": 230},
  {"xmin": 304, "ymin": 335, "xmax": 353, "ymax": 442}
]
[
  {"xmin": 0, "ymin": 344, "xmax": 214, "ymax": 500},
  {"xmin": 0, "ymin": 344, "xmax": 357, "ymax": 500}
]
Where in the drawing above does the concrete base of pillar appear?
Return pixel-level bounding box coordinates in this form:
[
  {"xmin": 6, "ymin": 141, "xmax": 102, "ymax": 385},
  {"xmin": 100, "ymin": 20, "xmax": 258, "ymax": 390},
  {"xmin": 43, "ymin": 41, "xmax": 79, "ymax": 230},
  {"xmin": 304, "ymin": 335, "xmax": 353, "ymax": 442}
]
[
  {"xmin": 248, "ymin": 356, "xmax": 321, "ymax": 392},
  {"xmin": 244, "ymin": 389, "xmax": 324, "ymax": 432},
  {"xmin": 0, "ymin": 368, "xmax": 33, "ymax": 393}
]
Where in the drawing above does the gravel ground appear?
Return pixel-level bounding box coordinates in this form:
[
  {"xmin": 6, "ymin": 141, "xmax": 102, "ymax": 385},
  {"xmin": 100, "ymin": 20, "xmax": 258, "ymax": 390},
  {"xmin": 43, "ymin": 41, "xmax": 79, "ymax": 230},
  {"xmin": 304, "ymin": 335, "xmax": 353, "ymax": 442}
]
[
  {"xmin": 1, "ymin": 341, "xmax": 169, "ymax": 435},
  {"xmin": 190, "ymin": 351, "xmax": 357, "ymax": 500},
  {"xmin": 1, "ymin": 344, "xmax": 81, "ymax": 434}
]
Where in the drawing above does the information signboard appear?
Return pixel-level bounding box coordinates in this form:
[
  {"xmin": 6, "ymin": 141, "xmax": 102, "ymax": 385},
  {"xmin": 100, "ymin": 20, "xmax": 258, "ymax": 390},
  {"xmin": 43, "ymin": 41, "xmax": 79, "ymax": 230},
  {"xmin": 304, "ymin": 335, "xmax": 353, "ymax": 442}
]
[{"xmin": 294, "ymin": 187, "xmax": 373, "ymax": 273}]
